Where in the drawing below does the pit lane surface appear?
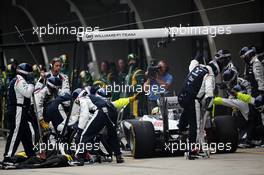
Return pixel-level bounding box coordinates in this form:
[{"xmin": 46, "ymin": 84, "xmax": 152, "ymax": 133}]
[{"xmin": 0, "ymin": 138, "xmax": 263, "ymax": 175}]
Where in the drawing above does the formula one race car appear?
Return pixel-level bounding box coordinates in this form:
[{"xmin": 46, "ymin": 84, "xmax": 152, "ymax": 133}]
[{"xmin": 121, "ymin": 96, "xmax": 238, "ymax": 158}]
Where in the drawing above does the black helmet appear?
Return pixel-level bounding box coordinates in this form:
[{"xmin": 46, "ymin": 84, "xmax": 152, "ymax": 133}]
[
  {"xmin": 72, "ymin": 88, "xmax": 83, "ymax": 100},
  {"xmin": 16, "ymin": 63, "xmax": 33, "ymax": 75},
  {"xmin": 222, "ymin": 68, "xmax": 238, "ymax": 88},
  {"xmin": 96, "ymin": 88, "xmax": 111, "ymax": 101},
  {"xmin": 239, "ymin": 46, "xmax": 256, "ymax": 64},
  {"xmin": 214, "ymin": 49, "xmax": 231, "ymax": 72},
  {"xmin": 232, "ymin": 84, "xmax": 247, "ymax": 94},
  {"xmin": 254, "ymin": 95, "xmax": 264, "ymax": 112},
  {"xmin": 239, "ymin": 47, "xmax": 250, "ymax": 57},
  {"xmin": 47, "ymin": 77, "xmax": 62, "ymax": 90}
]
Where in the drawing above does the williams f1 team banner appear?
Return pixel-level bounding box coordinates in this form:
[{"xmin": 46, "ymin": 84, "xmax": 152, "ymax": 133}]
[{"xmin": 80, "ymin": 23, "xmax": 264, "ymax": 41}]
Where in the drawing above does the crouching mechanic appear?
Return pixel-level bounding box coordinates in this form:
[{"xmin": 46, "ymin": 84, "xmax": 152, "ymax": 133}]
[
  {"xmin": 213, "ymin": 68, "xmax": 253, "ymax": 147},
  {"xmin": 214, "ymin": 68, "xmax": 250, "ymax": 121},
  {"xmin": 67, "ymin": 88, "xmax": 124, "ymax": 164},
  {"xmin": 34, "ymin": 76, "xmax": 71, "ymax": 135},
  {"xmin": 2, "ymin": 63, "xmax": 40, "ymax": 167},
  {"xmin": 234, "ymin": 92, "xmax": 264, "ymax": 146},
  {"xmin": 178, "ymin": 49, "xmax": 231, "ymax": 159}
]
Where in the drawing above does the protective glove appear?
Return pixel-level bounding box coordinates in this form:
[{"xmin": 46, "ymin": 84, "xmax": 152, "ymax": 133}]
[
  {"xmin": 39, "ymin": 119, "xmax": 49, "ymax": 130},
  {"xmin": 213, "ymin": 97, "xmax": 223, "ymax": 105},
  {"xmin": 205, "ymin": 97, "xmax": 214, "ymax": 111},
  {"xmin": 236, "ymin": 92, "xmax": 252, "ymax": 104},
  {"xmin": 26, "ymin": 73, "xmax": 35, "ymax": 85}
]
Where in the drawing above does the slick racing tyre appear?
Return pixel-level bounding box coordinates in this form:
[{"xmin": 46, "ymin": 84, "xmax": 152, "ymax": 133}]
[
  {"xmin": 128, "ymin": 120, "xmax": 155, "ymax": 158},
  {"xmin": 214, "ymin": 115, "xmax": 238, "ymax": 153}
]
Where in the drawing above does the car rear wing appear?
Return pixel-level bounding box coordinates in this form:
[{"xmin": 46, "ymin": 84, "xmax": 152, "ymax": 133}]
[{"xmin": 159, "ymin": 96, "xmax": 182, "ymax": 142}]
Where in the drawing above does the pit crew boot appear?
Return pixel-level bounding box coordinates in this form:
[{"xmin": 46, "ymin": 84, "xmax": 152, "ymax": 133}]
[
  {"xmin": 1, "ymin": 157, "xmax": 16, "ymax": 169},
  {"xmin": 116, "ymin": 154, "xmax": 124, "ymax": 163}
]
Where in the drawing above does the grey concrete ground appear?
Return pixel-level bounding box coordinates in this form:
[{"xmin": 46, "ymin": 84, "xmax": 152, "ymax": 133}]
[{"xmin": 0, "ymin": 138, "xmax": 263, "ymax": 175}]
